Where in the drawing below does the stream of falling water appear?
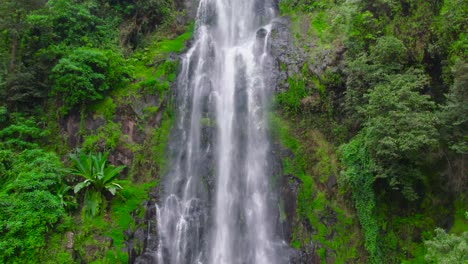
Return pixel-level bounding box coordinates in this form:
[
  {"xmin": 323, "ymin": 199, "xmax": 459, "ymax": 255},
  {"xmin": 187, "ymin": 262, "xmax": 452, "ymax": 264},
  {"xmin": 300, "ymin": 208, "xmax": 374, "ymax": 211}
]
[{"xmin": 155, "ymin": 0, "xmax": 283, "ymax": 263}]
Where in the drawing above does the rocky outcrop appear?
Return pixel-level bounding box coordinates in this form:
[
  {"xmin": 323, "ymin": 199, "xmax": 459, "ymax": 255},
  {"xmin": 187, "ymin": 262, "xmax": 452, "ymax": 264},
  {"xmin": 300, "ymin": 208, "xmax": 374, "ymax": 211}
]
[
  {"xmin": 269, "ymin": 9, "xmax": 351, "ymax": 262},
  {"xmin": 125, "ymin": 186, "xmax": 161, "ymax": 264},
  {"xmin": 60, "ymin": 91, "xmax": 163, "ymax": 170},
  {"xmin": 270, "ymin": 16, "xmax": 306, "ymax": 92}
]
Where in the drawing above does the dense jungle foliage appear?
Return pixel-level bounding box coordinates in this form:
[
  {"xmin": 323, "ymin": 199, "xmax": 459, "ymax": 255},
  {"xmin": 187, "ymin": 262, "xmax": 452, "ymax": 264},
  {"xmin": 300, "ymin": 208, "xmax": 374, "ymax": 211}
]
[
  {"xmin": 277, "ymin": 0, "xmax": 467, "ymax": 263},
  {"xmin": 0, "ymin": 0, "xmax": 466, "ymax": 263}
]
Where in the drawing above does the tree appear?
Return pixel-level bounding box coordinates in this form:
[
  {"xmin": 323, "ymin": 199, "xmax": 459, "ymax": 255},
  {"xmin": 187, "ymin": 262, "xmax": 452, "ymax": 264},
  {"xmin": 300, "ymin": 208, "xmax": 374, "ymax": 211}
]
[
  {"xmin": 425, "ymin": 228, "xmax": 468, "ymax": 263},
  {"xmin": 114, "ymin": 0, "xmax": 175, "ymax": 48},
  {"xmin": 360, "ymin": 68, "xmax": 439, "ymax": 200},
  {"xmin": 4, "ymin": 65, "xmax": 47, "ymax": 110},
  {"xmin": 0, "ymin": 0, "xmax": 45, "ymax": 72},
  {"xmin": 0, "ymin": 149, "xmax": 66, "ymax": 262},
  {"xmin": 70, "ymin": 150, "xmax": 125, "ymax": 217},
  {"xmin": 0, "ymin": 113, "xmax": 47, "ymax": 150},
  {"xmin": 51, "ymin": 48, "xmax": 128, "ymax": 110},
  {"xmin": 439, "ymin": 61, "xmax": 468, "ymax": 154},
  {"xmin": 345, "ymin": 36, "xmax": 408, "ymax": 124},
  {"xmin": 44, "ymin": 0, "xmax": 115, "ymax": 47},
  {"xmin": 370, "ymin": 36, "xmax": 407, "ymax": 71},
  {"xmin": 436, "ymin": 0, "xmax": 468, "ymax": 62}
]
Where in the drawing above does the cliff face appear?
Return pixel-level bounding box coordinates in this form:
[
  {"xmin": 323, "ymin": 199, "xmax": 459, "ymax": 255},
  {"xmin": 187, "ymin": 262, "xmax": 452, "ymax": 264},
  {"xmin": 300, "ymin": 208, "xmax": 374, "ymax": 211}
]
[
  {"xmin": 55, "ymin": 1, "xmax": 466, "ymax": 263},
  {"xmin": 268, "ymin": 12, "xmax": 365, "ymax": 263},
  {"xmin": 59, "ymin": 0, "xmax": 200, "ymax": 180},
  {"xmin": 59, "ymin": 3, "xmax": 357, "ymax": 262},
  {"xmin": 51, "ymin": 2, "xmax": 197, "ymax": 262},
  {"xmin": 119, "ymin": 5, "xmax": 358, "ymax": 263}
]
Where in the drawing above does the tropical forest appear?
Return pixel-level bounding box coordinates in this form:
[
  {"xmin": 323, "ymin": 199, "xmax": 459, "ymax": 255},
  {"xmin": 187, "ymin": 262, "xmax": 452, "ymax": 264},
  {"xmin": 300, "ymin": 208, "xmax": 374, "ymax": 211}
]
[{"xmin": 0, "ymin": 0, "xmax": 466, "ymax": 263}]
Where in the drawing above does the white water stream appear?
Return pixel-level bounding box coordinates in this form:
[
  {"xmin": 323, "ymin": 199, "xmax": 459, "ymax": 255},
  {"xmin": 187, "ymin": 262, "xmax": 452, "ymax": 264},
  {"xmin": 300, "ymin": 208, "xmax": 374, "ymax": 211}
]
[{"xmin": 155, "ymin": 1, "xmax": 283, "ymax": 263}]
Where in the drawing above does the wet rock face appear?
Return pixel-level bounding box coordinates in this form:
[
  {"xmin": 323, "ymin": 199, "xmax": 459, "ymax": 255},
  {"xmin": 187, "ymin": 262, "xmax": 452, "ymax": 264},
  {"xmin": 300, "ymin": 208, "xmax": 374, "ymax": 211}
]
[
  {"xmin": 269, "ymin": 15, "xmax": 327, "ymax": 263},
  {"xmin": 290, "ymin": 242, "xmax": 321, "ymax": 264},
  {"xmin": 60, "ymin": 92, "xmax": 161, "ymax": 169},
  {"xmin": 269, "ymin": 17, "xmax": 306, "ymax": 92},
  {"xmin": 175, "ymin": 0, "xmax": 200, "ymax": 24},
  {"xmin": 126, "ymin": 186, "xmax": 161, "ymax": 264}
]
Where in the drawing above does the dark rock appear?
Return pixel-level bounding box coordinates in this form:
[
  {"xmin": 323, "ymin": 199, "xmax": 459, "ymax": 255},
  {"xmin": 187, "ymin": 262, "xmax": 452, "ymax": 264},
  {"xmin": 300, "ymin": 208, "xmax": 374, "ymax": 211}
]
[
  {"xmin": 279, "ymin": 174, "xmax": 301, "ymax": 240},
  {"xmin": 326, "ymin": 174, "xmax": 337, "ymax": 190},
  {"xmin": 289, "ymin": 242, "xmax": 321, "ymax": 264},
  {"xmin": 257, "ymin": 28, "xmax": 268, "ymax": 39},
  {"xmin": 270, "ymin": 17, "xmax": 307, "ymax": 93},
  {"xmin": 85, "ymin": 116, "xmax": 105, "ymax": 131},
  {"xmin": 63, "ymin": 110, "xmax": 81, "ymax": 148},
  {"xmin": 65, "ymin": 231, "xmax": 74, "ymax": 249}
]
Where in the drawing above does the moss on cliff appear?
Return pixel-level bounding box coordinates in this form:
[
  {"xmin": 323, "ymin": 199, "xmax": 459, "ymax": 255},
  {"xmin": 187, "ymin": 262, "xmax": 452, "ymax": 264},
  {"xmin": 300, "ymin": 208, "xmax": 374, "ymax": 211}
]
[{"xmin": 270, "ymin": 112, "xmax": 364, "ymax": 263}]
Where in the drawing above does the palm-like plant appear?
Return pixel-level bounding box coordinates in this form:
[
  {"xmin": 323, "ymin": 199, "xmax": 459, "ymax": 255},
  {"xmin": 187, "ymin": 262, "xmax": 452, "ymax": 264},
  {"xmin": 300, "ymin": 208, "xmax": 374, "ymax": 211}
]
[
  {"xmin": 70, "ymin": 150, "xmax": 125, "ymax": 217},
  {"xmin": 55, "ymin": 183, "xmax": 77, "ymax": 211}
]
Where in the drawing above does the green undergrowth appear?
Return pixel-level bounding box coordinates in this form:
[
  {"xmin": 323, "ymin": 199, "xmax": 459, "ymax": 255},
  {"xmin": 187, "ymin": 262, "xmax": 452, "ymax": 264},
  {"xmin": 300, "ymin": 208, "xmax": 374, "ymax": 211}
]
[
  {"xmin": 79, "ymin": 23, "xmax": 193, "ymax": 154},
  {"xmin": 339, "ymin": 134, "xmax": 381, "ymax": 263},
  {"xmin": 122, "ymin": 23, "xmax": 194, "ymax": 99},
  {"xmin": 45, "ymin": 25, "xmax": 192, "ymax": 263},
  {"xmin": 401, "ymin": 196, "xmax": 467, "ymax": 263},
  {"xmin": 129, "ymin": 106, "xmax": 174, "ymax": 182},
  {"xmin": 269, "ymin": 112, "xmax": 363, "ymax": 263},
  {"xmin": 79, "ymin": 181, "xmax": 155, "ymax": 263},
  {"xmin": 152, "ymin": 108, "xmax": 174, "ymax": 175},
  {"xmin": 276, "ymin": 74, "xmax": 308, "ymax": 113},
  {"xmin": 106, "ymin": 181, "xmax": 157, "ymax": 262},
  {"xmin": 451, "ymin": 198, "xmax": 468, "ymax": 234},
  {"xmin": 279, "ymin": 0, "xmax": 353, "ymax": 53},
  {"xmin": 41, "ymin": 180, "xmax": 156, "ymax": 263}
]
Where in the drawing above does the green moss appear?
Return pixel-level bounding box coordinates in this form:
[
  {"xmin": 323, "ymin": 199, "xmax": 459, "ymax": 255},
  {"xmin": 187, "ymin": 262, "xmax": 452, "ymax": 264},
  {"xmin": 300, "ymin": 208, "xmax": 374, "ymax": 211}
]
[
  {"xmin": 39, "ymin": 218, "xmax": 75, "ymax": 264},
  {"xmin": 105, "ymin": 181, "xmax": 157, "ymax": 262},
  {"xmin": 317, "ymin": 247, "xmax": 326, "ymax": 261},
  {"xmin": 451, "ymin": 198, "xmax": 468, "ymax": 234},
  {"xmin": 157, "ymin": 25, "xmax": 194, "ymax": 53},
  {"xmin": 143, "ymin": 106, "xmax": 160, "ymax": 116},
  {"xmin": 114, "ymin": 23, "xmax": 194, "ymax": 102},
  {"xmin": 89, "ymin": 97, "xmax": 116, "ymax": 120},
  {"xmin": 276, "ymin": 75, "xmax": 308, "ymax": 114},
  {"xmin": 310, "ymin": 11, "xmax": 329, "ymax": 41},
  {"xmin": 200, "ymin": 117, "xmax": 213, "ymax": 127},
  {"xmin": 152, "ymin": 109, "xmax": 174, "ymax": 174},
  {"xmin": 82, "ymin": 121, "xmax": 122, "ymax": 151},
  {"xmin": 270, "ymin": 112, "xmax": 361, "ymax": 263}
]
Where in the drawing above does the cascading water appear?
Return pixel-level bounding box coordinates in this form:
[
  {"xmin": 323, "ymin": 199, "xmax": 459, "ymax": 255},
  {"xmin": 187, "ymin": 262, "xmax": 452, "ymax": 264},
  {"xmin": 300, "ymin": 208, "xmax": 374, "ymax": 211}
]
[{"xmin": 155, "ymin": 0, "xmax": 285, "ymax": 263}]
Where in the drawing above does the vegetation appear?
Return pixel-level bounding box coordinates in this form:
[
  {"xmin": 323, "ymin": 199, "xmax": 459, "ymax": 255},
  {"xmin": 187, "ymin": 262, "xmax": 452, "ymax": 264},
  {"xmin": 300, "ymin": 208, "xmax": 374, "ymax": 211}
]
[
  {"xmin": 277, "ymin": 0, "xmax": 467, "ymax": 262},
  {"xmin": 70, "ymin": 151, "xmax": 125, "ymax": 217},
  {"xmin": 425, "ymin": 227, "xmax": 468, "ymax": 263},
  {"xmin": 0, "ymin": 0, "xmax": 189, "ymax": 262},
  {"xmin": 0, "ymin": 0, "xmax": 466, "ymax": 263},
  {"xmin": 0, "ymin": 114, "xmax": 69, "ymax": 262},
  {"xmin": 339, "ymin": 135, "xmax": 380, "ymax": 262},
  {"xmin": 51, "ymin": 48, "xmax": 129, "ymax": 111}
]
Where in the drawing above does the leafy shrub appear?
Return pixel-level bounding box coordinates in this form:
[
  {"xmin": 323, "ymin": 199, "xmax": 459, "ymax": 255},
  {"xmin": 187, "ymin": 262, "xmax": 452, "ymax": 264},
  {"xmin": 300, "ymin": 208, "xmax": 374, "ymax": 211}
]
[
  {"xmin": 361, "ymin": 69, "xmax": 439, "ymax": 200},
  {"xmin": 339, "ymin": 134, "xmax": 381, "ymax": 263},
  {"xmin": 45, "ymin": 0, "xmax": 115, "ymax": 47},
  {"xmin": 51, "ymin": 48, "xmax": 129, "ymax": 110},
  {"xmin": 425, "ymin": 228, "xmax": 468, "ymax": 263},
  {"xmin": 70, "ymin": 150, "xmax": 125, "ymax": 217},
  {"xmin": 370, "ymin": 36, "xmax": 407, "ymax": 69},
  {"xmin": 0, "ymin": 114, "xmax": 47, "ymax": 150},
  {"xmin": 0, "ymin": 149, "xmax": 66, "ymax": 262}
]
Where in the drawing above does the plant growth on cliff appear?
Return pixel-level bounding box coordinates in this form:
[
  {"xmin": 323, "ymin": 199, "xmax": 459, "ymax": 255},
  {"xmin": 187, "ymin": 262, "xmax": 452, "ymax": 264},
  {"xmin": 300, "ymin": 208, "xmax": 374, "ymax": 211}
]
[{"xmin": 70, "ymin": 150, "xmax": 125, "ymax": 217}]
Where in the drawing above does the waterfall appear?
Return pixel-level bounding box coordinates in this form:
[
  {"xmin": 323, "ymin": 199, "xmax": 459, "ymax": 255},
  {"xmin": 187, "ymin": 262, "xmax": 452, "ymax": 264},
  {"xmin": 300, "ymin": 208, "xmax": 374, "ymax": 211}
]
[{"xmin": 155, "ymin": 0, "xmax": 284, "ymax": 263}]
